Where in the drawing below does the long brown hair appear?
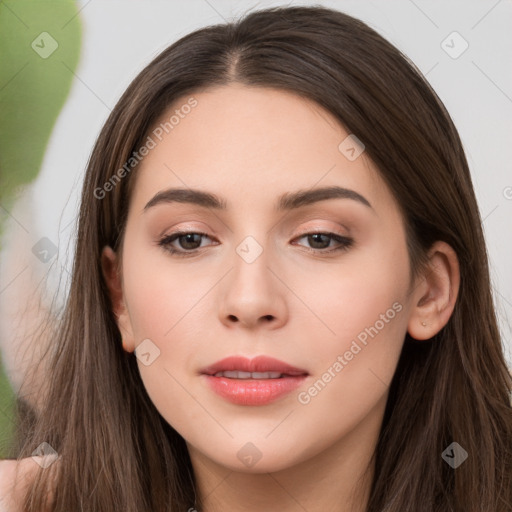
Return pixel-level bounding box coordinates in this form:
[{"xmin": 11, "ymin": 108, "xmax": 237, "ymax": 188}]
[{"xmin": 11, "ymin": 5, "xmax": 512, "ymax": 511}]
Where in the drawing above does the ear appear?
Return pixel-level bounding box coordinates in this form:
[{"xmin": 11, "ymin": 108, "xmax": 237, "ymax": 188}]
[
  {"xmin": 407, "ymin": 241, "xmax": 460, "ymax": 341},
  {"xmin": 101, "ymin": 245, "xmax": 136, "ymax": 352}
]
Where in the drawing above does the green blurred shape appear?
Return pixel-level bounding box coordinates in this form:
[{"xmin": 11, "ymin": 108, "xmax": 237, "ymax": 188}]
[
  {"xmin": 0, "ymin": 0, "xmax": 82, "ymax": 457},
  {"xmin": 0, "ymin": 352, "xmax": 17, "ymax": 458}
]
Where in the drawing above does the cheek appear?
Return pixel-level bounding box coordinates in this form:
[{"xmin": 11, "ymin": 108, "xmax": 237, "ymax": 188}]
[
  {"xmin": 120, "ymin": 243, "xmax": 209, "ymax": 429},
  {"xmin": 122, "ymin": 241, "xmax": 211, "ymax": 340},
  {"xmin": 290, "ymin": 255, "xmax": 409, "ymax": 446},
  {"xmin": 289, "ymin": 239, "xmax": 409, "ymax": 348},
  {"xmin": 290, "ymin": 234, "xmax": 410, "ymax": 401}
]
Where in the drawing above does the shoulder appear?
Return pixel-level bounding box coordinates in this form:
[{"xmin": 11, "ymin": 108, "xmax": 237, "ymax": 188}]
[
  {"xmin": 0, "ymin": 459, "xmax": 22, "ymax": 511},
  {"xmin": 0, "ymin": 457, "xmax": 44, "ymax": 512}
]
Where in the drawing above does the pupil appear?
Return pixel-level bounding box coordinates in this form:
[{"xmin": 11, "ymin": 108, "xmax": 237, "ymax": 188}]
[
  {"xmin": 309, "ymin": 233, "xmax": 329, "ymax": 249},
  {"xmin": 181, "ymin": 233, "xmax": 200, "ymax": 249}
]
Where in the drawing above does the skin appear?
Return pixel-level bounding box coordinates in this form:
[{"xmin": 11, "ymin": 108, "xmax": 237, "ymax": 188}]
[
  {"xmin": 0, "ymin": 457, "xmax": 55, "ymax": 511},
  {"xmin": 101, "ymin": 84, "xmax": 460, "ymax": 512}
]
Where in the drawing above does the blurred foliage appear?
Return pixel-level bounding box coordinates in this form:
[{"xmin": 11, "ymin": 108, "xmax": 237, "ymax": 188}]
[{"xmin": 0, "ymin": 0, "xmax": 81, "ymax": 457}]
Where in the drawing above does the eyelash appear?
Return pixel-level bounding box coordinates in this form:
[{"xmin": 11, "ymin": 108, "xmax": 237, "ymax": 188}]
[{"xmin": 157, "ymin": 230, "xmax": 354, "ymax": 257}]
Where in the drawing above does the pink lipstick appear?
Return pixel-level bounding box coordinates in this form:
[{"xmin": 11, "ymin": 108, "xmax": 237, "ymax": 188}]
[{"xmin": 200, "ymin": 355, "xmax": 308, "ymax": 406}]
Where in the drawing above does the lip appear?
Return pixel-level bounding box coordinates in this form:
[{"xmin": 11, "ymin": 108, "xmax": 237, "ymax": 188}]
[
  {"xmin": 199, "ymin": 355, "xmax": 309, "ymax": 406},
  {"xmin": 200, "ymin": 355, "xmax": 308, "ymax": 376}
]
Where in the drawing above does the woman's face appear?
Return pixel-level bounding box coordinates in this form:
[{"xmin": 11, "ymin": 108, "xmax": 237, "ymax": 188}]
[{"xmin": 105, "ymin": 84, "xmax": 417, "ymax": 473}]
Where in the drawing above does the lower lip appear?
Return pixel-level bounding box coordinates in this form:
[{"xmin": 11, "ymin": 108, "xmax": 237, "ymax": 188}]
[{"xmin": 201, "ymin": 374, "xmax": 308, "ymax": 406}]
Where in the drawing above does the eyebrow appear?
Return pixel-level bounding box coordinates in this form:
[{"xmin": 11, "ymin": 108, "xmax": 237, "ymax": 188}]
[{"xmin": 143, "ymin": 185, "xmax": 373, "ymax": 213}]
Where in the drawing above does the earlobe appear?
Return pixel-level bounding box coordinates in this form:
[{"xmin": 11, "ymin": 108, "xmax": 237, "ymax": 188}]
[
  {"xmin": 407, "ymin": 241, "xmax": 460, "ymax": 341},
  {"xmin": 100, "ymin": 245, "xmax": 136, "ymax": 352}
]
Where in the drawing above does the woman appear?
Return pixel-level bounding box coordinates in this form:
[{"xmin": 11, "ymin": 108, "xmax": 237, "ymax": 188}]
[{"xmin": 2, "ymin": 5, "xmax": 511, "ymax": 511}]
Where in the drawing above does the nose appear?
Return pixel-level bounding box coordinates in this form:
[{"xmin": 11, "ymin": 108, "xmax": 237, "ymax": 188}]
[{"xmin": 218, "ymin": 246, "xmax": 288, "ymax": 330}]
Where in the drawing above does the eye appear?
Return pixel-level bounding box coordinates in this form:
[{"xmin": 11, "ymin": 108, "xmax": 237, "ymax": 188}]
[
  {"xmin": 157, "ymin": 230, "xmax": 354, "ymax": 257},
  {"xmin": 158, "ymin": 231, "xmax": 214, "ymax": 256},
  {"xmin": 292, "ymin": 232, "xmax": 354, "ymax": 254}
]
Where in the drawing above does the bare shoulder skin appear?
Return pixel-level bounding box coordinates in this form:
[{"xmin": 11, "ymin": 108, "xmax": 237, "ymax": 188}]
[
  {"xmin": 0, "ymin": 458, "xmax": 29, "ymax": 512},
  {"xmin": 0, "ymin": 457, "xmax": 56, "ymax": 512}
]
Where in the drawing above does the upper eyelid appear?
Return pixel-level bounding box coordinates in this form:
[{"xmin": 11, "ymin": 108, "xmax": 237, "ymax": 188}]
[
  {"xmin": 164, "ymin": 219, "xmax": 350, "ymax": 237},
  {"xmin": 163, "ymin": 227, "xmax": 348, "ymax": 240}
]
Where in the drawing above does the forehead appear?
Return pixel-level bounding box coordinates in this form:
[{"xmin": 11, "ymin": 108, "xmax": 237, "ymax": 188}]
[{"xmin": 129, "ymin": 84, "xmax": 394, "ymax": 218}]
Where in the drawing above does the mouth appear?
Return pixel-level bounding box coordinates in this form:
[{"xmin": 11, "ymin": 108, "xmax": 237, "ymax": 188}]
[
  {"xmin": 210, "ymin": 370, "xmax": 304, "ymax": 379},
  {"xmin": 199, "ymin": 356, "xmax": 309, "ymax": 406}
]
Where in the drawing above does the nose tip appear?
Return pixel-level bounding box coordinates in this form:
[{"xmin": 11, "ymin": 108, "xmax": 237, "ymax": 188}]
[{"xmin": 219, "ymin": 250, "xmax": 288, "ymax": 330}]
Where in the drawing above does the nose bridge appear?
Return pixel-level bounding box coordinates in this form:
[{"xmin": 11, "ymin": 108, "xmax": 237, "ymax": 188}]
[
  {"xmin": 228, "ymin": 205, "xmax": 273, "ymax": 268},
  {"xmin": 230, "ymin": 233, "xmax": 274, "ymax": 296},
  {"xmin": 235, "ymin": 234, "xmax": 266, "ymax": 266},
  {"xmin": 218, "ymin": 231, "xmax": 288, "ymax": 328}
]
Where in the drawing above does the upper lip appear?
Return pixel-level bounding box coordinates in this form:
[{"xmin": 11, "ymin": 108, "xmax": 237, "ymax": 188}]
[{"xmin": 200, "ymin": 356, "xmax": 308, "ymax": 376}]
